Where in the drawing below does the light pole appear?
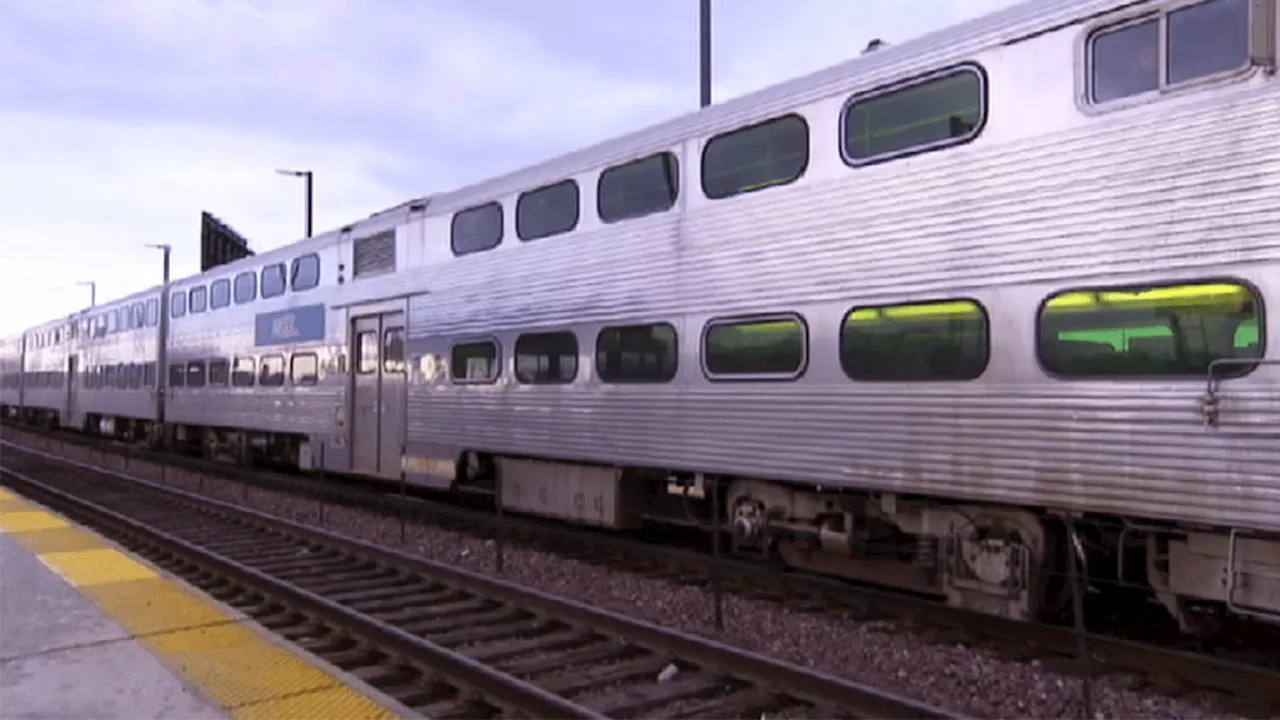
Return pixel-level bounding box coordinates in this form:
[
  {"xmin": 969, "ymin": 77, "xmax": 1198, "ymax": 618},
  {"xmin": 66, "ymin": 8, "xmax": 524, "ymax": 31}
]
[
  {"xmin": 76, "ymin": 281, "xmax": 96, "ymax": 307},
  {"xmin": 276, "ymin": 169, "xmax": 314, "ymax": 238},
  {"xmin": 699, "ymin": 0, "xmax": 712, "ymax": 108},
  {"xmin": 145, "ymin": 243, "xmax": 171, "ymax": 446}
]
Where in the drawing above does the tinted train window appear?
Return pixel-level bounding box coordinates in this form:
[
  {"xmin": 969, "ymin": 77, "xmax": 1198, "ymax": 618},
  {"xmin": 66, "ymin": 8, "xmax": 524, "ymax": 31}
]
[
  {"xmin": 1038, "ymin": 281, "xmax": 1263, "ymax": 378},
  {"xmin": 208, "ymin": 359, "xmax": 229, "ymax": 386},
  {"xmin": 596, "ymin": 323, "xmax": 678, "ymax": 383},
  {"xmin": 515, "ymin": 331, "xmax": 578, "ymax": 384},
  {"xmin": 291, "ymin": 353, "xmax": 318, "ymax": 386},
  {"xmin": 517, "ymin": 180, "xmax": 580, "ymax": 242},
  {"xmin": 133, "ymin": 303, "xmax": 145, "ymax": 329},
  {"xmin": 702, "ymin": 114, "xmax": 809, "ymax": 200},
  {"xmin": 841, "ymin": 299, "xmax": 989, "ymax": 381},
  {"xmin": 189, "ymin": 286, "xmax": 208, "ymax": 313},
  {"xmin": 598, "ymin": 152, "xmax": 679, "ymax": 224},
  {"xmin": 259, "ymin": 355, "xmax": 285, "ymax": 387},
  {"xmin": 261, "ymin": 263, "xmax": 287, "ymax": 299},
  {"xmin": 233, "ymin": 271, "xmax": 256, "ymax": 304},
  {"xmin": 383, "ymin": 328, "xmax": 405, "ymax": 374},
  {"xmin": 451, "ymin": 341, "xmax": 499, "ymax": 382},
  {"xmin": 146, "ymin": 298, "xmax": 159, "ymax": 327},
  {"xmin": 186, "ymin": 361, "xmax": 206, "ymax": 388},
  {"xmin": 129, "ymin": 364, "xmax": 143, "ymax": 389},
  {"xmin": 356, "ymin": 331, "xmax": 378, "ymax": 374},
  {"xmin": 168, "ymin": 363, "xmax": 184, "ymax": 388},
  {"xmin": 291, "ymin": 253, "xmax": 320, "ymax": 292},
  {"xmin": 171, "ymin": 292, "xmax": 186, "ymax": 319},
  {"xmin": 843, "ymin": 67, "xmax": 985, "ymax": 164},
  {"xmin": 1167, "ymin": 0, "xmax": 1249, "ymax": 84},
  {"xmin": 210, "ymin": 280, "xmax": 230, "ymax": 309},
  {"xmin": 1088, "ymin": 0, "xmax": 1248, "ymax": 104},
  {"xmin": 144, "ymin": 362, "xmax": 155, "ymax": 387},
  {"xmin": 232, "ymin": 357, "xmax": 255, "ymax": 387},
  {"xmin": 703, "ymin": 316, "xmax": 806, "ymax": 378},
  {"xmin": 451, "ymin": 202, "xmax": 503, "ymax": 256}
]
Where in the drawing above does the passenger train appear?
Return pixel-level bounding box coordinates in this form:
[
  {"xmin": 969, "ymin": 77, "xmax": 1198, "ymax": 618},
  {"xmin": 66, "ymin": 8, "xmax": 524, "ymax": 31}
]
[{"xmin": 3, "ymin": 0, "xmax": 1278, "ymax": 633}]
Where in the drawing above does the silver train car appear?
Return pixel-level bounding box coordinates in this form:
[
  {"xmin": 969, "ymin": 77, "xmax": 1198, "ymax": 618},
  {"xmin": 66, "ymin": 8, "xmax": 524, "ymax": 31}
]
[{"xmin": 2, "ymin": 0, "xmax": 1277, "ymax": 633}]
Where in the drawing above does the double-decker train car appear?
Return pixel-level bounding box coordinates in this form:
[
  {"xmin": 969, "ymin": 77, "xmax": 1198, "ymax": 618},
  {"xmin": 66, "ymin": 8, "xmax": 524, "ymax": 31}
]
[
  {"xmin": 2, "ymin": 0, "xmax": 1277, "ymax": 633},
  {"xmin": 74, "ymin": 289, "xmax": 163, "ymax": 439}
]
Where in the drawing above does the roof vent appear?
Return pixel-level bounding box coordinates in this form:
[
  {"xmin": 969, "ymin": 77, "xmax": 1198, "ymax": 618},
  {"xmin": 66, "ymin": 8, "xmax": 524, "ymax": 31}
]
[{"xmin": 862, "ymin": 38, "xmax": 889, "ymax": 55}]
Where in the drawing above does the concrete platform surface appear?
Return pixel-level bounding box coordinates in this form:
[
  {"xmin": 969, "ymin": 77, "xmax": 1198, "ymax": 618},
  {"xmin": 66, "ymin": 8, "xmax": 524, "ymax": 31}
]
[{"xmin": 0, "ymin": 487, "xmax": 411, "ymax": 719}]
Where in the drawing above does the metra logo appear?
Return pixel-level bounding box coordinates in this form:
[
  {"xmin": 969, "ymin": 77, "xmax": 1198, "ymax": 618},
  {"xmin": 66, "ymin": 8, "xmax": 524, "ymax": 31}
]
[
  {"xmin": 271, "ymin": 313, "xmax": 300, "ymax": 340},
  {"xmin": 255, "ymin": 304, "xmax": 325, "ymax": 347}
]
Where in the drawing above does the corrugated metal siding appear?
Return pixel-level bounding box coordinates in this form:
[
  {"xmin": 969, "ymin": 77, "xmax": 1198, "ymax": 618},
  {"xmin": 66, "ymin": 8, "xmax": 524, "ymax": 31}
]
[{"xmin": 352, "ymin": 231, "xmax": 396, "ymax": 279}]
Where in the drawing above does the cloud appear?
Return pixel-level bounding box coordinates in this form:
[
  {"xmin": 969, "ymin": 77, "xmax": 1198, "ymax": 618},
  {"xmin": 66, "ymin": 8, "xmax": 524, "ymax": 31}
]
[{"xmin": 0, "ymin": 0, "xmax": 1020, "ymax": 335}]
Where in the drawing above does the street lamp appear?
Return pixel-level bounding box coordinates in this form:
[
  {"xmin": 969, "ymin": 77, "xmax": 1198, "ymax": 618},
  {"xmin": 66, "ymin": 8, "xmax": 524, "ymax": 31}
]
[
  {"xmin": 276, "ymin": 169, "xmax": 314, "ymax": 238},
  {"xmin": 145, "ymin": 243, "xmax": 172, "ymax": 442},
  {"xmin": 699, "ymin": 0, "xmax": 712, "ymax": 108},
  {"xmin": 76, "ymin": 281, "xmax": 96, "ymax": 307}
]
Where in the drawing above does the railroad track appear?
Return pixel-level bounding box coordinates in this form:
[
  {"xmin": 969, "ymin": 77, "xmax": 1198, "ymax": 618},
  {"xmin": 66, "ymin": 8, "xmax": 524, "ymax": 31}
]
[
  {"xmin": 6, "ymin": 425, "xmax": 1280, "ymax": 717},
  {"xmin": 0, "ymin": 442, "xmax": 952, "ymax": 720}
]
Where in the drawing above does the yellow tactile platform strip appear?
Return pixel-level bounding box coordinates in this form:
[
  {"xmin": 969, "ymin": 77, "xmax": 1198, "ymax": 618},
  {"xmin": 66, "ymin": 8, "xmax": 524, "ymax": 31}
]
[{"xmin": 0, "ymin": 488, "xmax": 407, "ymax": 719}]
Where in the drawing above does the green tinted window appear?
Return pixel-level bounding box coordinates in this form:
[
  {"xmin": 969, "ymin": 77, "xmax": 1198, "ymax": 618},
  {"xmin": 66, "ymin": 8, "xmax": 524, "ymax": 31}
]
[
  {"xmin": 704, "ymin": 317, "xmax": 806, "ymax": 377},
  {"xmin": 1038, "ymin": 282, "xmax": 1262, "ymax": 377},
  {"xmin": 842, "ymin": 299, "xmax": 989, "ymax": 381}
]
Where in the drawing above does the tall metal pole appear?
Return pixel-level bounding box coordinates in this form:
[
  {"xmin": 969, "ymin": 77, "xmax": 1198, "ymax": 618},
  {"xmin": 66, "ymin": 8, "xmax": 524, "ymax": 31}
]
[
  {"xmin": 304, "ymin": 171, "xmax": 314, "ymax": 238},
  {"xmin": 699, "ymin": 0, "xmax": 712, "ymax": 108},
  {"xmin": 276, "ymin": 169, "xmax": 314, "ymax": 239},
  {"xmin": 146, "ymin": 244, "xmax": 171, "ymax": 448}
]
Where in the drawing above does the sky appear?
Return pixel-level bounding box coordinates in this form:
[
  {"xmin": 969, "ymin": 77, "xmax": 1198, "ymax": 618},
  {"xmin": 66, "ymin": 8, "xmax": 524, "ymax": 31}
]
[{"xmin": 0, "ymin": 0, "xmax": 1021, "ymax": 337}]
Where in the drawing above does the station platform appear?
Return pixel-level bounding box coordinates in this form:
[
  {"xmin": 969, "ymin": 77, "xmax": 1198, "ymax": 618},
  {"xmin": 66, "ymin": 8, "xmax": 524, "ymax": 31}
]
[{"xmin": 0, "ymin": 487, "xmax": 411, "ymax": 719}]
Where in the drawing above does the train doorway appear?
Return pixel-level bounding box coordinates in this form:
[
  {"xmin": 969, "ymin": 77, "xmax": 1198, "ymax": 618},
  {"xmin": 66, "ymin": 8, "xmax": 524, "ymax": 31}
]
[
  {"xmin": 64, "ymin": 354, "xmax": 78, "ymax": 429},
  {"xmin": 348, "ymin": 310, "xmax": 406, "ymax": 478}
]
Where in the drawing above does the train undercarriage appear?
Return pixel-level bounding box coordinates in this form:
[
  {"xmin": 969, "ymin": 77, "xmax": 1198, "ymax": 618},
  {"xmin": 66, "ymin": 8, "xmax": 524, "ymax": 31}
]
[{"xmin": 4, "ymin": 406, "xmax": 1278, "ymax": 635}]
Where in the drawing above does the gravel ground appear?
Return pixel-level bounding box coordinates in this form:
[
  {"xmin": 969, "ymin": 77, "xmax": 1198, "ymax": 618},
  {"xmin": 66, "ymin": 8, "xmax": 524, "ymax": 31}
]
[{"xmin": 12, "ymin": 434, "xmax": 1249, "ymax": 719}]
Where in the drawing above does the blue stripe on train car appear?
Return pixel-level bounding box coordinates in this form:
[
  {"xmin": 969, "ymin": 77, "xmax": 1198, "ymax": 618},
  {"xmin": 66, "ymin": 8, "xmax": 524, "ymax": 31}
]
[{"xmin": 254, "ymin": 304, "xmax": 326, "ymax": 347}]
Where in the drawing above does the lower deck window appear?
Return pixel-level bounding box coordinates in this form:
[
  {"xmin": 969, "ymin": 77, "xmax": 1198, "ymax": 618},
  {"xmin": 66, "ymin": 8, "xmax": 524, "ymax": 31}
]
[
  {"xmin": 703, "ymin": 316, "xmax": 806, "ymax": 378},
  {"xmin": 1038, "ymin": 281, "xmax": 1262, "ymax": 378},
  {"xmin": 515, "ymin": 331, "xmax": 578, "ymax": 384},
  {"xmin": 841, "ymin": 299, "xmax": 989, "ymax": 381}
]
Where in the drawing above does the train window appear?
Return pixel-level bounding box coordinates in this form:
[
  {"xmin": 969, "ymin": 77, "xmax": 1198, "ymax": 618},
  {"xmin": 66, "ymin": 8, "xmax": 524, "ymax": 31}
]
[
  {"xmin": 189, "ymin": 286, "xmax": 207, "ymax": 313},
  {"xmin": 842, "ymin": 66, "xmax": 985, "ymax": 164},
  {"xmin": 208, "ymin": 359, "xmax": 229, "ymax": 386},
  {"xmin": 261, "ymin": 263, "xmax": 287, "ymax": 299},
  {"xmin": 703, "ymin": 315, "xmax": 807, "ymax": 378},
  {"xmin": 210, "ymin": 280, "xmax": 231, "ymax": 309},
  {"xmin": 133, "ymin": 302, "xmax": 146, "ymax": 329},
  {"xmin": 291, "ymin": 253, "xmax": 320, "ymax": 292},
  {"xmin": 171, "ymin": 292, "xmax": 186, "ymax": 319},
  {"xmin": 259, "ymin": 355, "xmax": 285, "ymax": 387},
  {"xmin": 840, "ymin": 299, "xmax": 990, "ymax": 381},
  {"xmin": 516, "ymin": 179, "xmax": 580, "ymax": 242},
  {"xmin": 514, "ymin": 331, "xmax": 579, "ymax": 384},
  {"xmin": 701, "ymin": 114, "xmax": 809, "ymax": 200},
  {"xmin": 129, "ymin": 364, "xmax": 143, "ymax": 389},
  {"xmin": 450, "ymin": 341, "xmax": 500, "ymax": 382},
  {"xmin": 102, "ymin": 364, "xmax": 115, "ymax": 388},
  {"xmin": 146, "ymin": 298, "xmax": 159, "ymax": 327},
  {"xmin": 1088, "ymin": 0, "xmax": 1248, "ymax": 104},
  {"xmin": 167, "ymin": 363, "xmax": 184, "ymax": 388},
  {"xmin": 356, "ymin": 331, "xmax": 378, "ymax": 374},
  {"xmin": 383, "ymin": 327, "xmax": 405, "ymax": 374},
  {"xmin": 232, "ymin": 357, "xmax": 255, "ymax": 387},
  {"xmin": 1037, "ymin": 281, "xmax": 1263, "ymax": 378},
  {"xmin": 451, "ymin": 202, "xmax": 504, "ymax": 256},
  {"xmin": 233, "ymin": 271, "xmax": 257, "ymax": 305},
  {"xmin": 596, "ymin": 323, "xmax": 678, "ymax": 383},
  {"xmin": 1166, "ymin": 0, "xmax": 1249, "ymax": 84},
  {"xmin": 143, "ymin": 362, "xmax": 155, "ymax": 387},
  {"xmin": 291, "ymin": 353, "xmax": 318, "ymax": 386},
  {"xmin": 186, "ymin": 361, "xmax": 206, "ymax": 388},
  {"xmin": 598, "ymin": 152, "xmax": 679, "ymax": 224}
]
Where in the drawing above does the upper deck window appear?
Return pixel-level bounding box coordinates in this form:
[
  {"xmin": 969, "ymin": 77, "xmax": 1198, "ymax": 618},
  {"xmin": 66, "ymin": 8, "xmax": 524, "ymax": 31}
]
[
  {"xmin": 189, "ymin": 286, "xmax": 208, "ymax": 313},
  {"xmin": 210, "ymin": 279, "xmax": 231, "ymax": 309},
  {"xmin": 233, "ymin": 271, "xmax": 256, "ymax": 304},
  {"xmin": 291, "ymin": 253, "xmax": 320, "ymax": 292},
  {"xmin": 517, "ymin": 179, "xmax": 580, "ymax": 242},
  {"xmin": 261, "ymin": 263, "xmax": 286, "ymax": 299},
  {"xmin": 702, "ymin": 114, "xmax": 809, "ymax": 200},
  {"xmin": 598, "ymin": 152, "xmax": 679, "ymax": 224},
  {"xmin": 1088, "ymin": 0, "xmax": 1250, "ymax": 104},
  {"xmin": 451, "ymin": 202, "xmax": 503, "ymax": 256},
  {"xmin": 842, "ymin": 66, "xmax": 986, "ymax": 164}
]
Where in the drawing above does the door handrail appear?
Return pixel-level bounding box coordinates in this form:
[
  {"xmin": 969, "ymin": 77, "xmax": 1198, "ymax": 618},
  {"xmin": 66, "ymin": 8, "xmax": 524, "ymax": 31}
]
[{"xmin": 1202, "ymin": 358, "xmax": 1280, "ymax": 427}]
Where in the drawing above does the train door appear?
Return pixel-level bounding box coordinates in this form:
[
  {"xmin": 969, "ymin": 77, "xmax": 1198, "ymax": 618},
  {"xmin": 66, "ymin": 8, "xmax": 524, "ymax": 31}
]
[
  {"xmin": 64, "ymin": 355, "xmax": 78, "ymax": 428},
  {"xmin": 348, "ymin": 311, "xmax": 406, "ymax": 478}
]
